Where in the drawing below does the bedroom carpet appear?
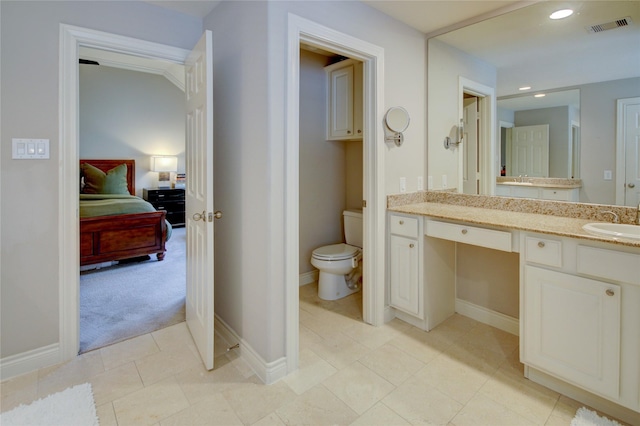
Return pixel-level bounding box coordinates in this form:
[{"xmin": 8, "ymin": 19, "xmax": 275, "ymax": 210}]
[{"xmin": 80, "ymin": 227, "xmax": 186, "ymax": 353}]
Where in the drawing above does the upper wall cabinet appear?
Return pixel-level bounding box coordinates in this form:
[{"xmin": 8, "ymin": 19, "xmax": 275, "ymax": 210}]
[{"xmin": 325, "ymin": 59, "xmax": 363, "ymax": 141}]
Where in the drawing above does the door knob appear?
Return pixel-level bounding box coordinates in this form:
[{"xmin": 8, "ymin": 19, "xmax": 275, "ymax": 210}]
[
  {"xmin": 192, "ymin": 211, "xmax": 206, "ymax": 221},
  {"xmin": 213, "ymin": 211, "xmax": 223, "ymax": 219},
  {"xmin": 628, "ymin": 183, "xmax": 636, "ymax": 188}
]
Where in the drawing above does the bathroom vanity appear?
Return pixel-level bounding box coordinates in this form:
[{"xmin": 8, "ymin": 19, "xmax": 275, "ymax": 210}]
[
  {"xmin": 387, "ymin": 193, "xmax": 640, "ymax": 423},
  {"xmin": 495, "ymin": 177, "xmax": 582, "ymax": 201}
]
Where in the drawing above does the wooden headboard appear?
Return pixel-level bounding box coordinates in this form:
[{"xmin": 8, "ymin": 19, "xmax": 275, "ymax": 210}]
[{"xmin": 80, "ymin": 159, "xmax": 136, "ymax": 195}]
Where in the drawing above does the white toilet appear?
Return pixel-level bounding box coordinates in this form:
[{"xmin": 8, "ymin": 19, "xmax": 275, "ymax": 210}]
[{"xmin": 311, "ymin": 210, "xmax": 363, "ymax": 300}]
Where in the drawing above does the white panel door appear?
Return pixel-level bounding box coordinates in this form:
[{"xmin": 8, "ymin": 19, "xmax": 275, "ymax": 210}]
[
  {"xmin": 463, "ymin": 97, "xmax": 479, "ymax": 195},
  {"xmin": 389, "ymin": 234, "xmax": 420, "ymax": 317},
  {"xmin": 185, "ymin": 30, "xmax": 215, "ymax": 370},
  {"xmin": 511, "ymin": 125, "xmax": 549, "ymax": 177},
  {"xmin": 623, "ymin": 103, "xmax": 640, "ymax": 206}
]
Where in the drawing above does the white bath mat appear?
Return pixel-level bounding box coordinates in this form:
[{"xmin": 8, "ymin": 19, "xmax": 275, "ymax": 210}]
[
  {"xmin": 0, "ymin": 383, "xmax": 99, "ymax": 426},
  {"xmin": 571, "ymin": 407, "xmax": 622, "ymax": 426}
]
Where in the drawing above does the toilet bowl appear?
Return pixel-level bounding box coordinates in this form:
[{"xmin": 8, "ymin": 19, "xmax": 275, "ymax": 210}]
[{"xmin": 310, "ymin": 210, "xmax": 363, "ymax": 300}]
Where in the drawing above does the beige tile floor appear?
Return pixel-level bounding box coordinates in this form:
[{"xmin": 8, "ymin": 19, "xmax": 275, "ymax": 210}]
[{"xmin": 1, "ymin": 282, "xmax": 629, "ymax": 425}]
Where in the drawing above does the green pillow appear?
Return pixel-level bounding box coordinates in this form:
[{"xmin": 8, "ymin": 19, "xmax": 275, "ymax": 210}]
[{"xmin": 81, "ymin": 163, "xmax": 129, "ymax": 194}]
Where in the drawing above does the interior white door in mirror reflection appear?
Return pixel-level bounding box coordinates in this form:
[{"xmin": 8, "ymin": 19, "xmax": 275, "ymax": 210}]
[
  {"xmin": 463, "ymin": 97, "xmax": 479, "ymax": 195},
  {"xmin": 511, "ymin": 125, "xmax": 549, "ymax": 177},
  {"xmin": 623, "ymin": 103, "xmax": 640, "ymax": 207}
]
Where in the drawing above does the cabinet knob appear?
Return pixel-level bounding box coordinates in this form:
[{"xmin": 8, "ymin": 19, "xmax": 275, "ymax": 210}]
[
  {"xmin": 409, "ymin": 243, "xmax": 415, "ymax": 248},
  {"xmin": 461, "ymin": 229, "xmax": 468, "ymax": 235},
  {"xmin": 538, "ymin": 241, "xmax": 545, "ymax": 248},
  {"xmin": 606, "ymin": 289, "xmax": 615, "ymax": 297},
  {"xmin": 357, "ymin": 129, "xmax": 362, "ymax": 134},
  {"xmin": 347, "ymin": 130, "xmax": 352, "ymax": 134},
  {"xmin": 399, "ymin": 220, "xmax": 404, "ymax": 225}
]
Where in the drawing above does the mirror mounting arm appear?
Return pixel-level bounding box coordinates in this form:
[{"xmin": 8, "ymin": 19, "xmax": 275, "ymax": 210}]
[{"xmin": 444, "ymin": 119, "xmax": 464, "ymax": 149}]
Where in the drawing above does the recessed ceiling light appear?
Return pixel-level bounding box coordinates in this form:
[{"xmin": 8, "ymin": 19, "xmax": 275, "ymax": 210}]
[
  {"xmin": 519, "ymin": 86, "xmax": 531, "ymax": 91},
  {"xmin": 550, "ymin": 9, "xmax": 574, "ymax": 20},
  {"xmin": 534, "ymin": 93, "xmax": 546, "ymax": 98}
]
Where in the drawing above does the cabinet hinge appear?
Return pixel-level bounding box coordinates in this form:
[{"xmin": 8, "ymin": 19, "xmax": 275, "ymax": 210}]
[{"xmin": 362, "ymin": 200, "xmax": 367, "ymax": 208}]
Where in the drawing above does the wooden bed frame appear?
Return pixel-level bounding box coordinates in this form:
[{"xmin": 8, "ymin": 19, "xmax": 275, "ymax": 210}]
[{"xmin": 79, "ymin": 159, "xmax": 168, "ymax": 266}]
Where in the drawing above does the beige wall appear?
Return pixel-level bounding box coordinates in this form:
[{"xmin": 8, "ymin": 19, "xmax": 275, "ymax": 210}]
[
  {"xmin": 456, "ymin": 245, "xmax": 520, "ymax": 318},
  {"xmin": 579, "ymin": 77, "xmax": 640, "ymax": 204}
]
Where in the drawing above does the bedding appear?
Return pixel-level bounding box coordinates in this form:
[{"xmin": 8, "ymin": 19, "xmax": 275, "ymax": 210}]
[
  {"xmin": 79, "ymin": 159, "xmax": 169, "ymax": 266},
  {"xmin": 80, "ymin": 194, "xmax": 172, "ymax": 240}
]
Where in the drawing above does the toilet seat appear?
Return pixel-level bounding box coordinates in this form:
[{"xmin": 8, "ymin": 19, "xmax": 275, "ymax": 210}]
[{"xmin": 312, "ymin": 243, "xmax": 360, "ymax": 261}]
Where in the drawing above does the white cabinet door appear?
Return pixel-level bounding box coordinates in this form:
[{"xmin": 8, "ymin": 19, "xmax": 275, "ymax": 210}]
[
  {"xmin": 389, "ymin": 234, "xmax": 421, "ymax": 317},
  {"xmin": 328, "ymin": 65, "xmax": 354, "ymax": 139},
  {"xmin": 522, "ymin": 265, "xmax": 621, "ymax": 400}
]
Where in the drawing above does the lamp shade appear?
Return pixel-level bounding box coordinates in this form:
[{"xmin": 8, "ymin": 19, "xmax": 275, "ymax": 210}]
[{"xmin": 151, "ymin": 156, "xmax": 178, "ymax": 172}]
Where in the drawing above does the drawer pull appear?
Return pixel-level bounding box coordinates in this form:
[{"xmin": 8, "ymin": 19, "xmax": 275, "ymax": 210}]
[
  {"xmin": 461, "ymin": 229, "xmax": 468, "ymax": 235},
  {"xmin": 538, "ymin": 241, "xmax": 545, "ymax": 248},
  {"xmin": 399, "ymin": 220, "xmax": 404, "ymax": 225},
  {"xmin": 606, "ymin": 289, "xmax": 615, "ymax": 297},
  {"xmin": 409, "ymin": 243, "xmax": 415, "ymax": 248}
]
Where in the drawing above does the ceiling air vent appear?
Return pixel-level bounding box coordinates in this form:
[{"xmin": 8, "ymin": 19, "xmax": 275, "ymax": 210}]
[{"xmin": 586, "ymin": 16, "xmax": 633, "ymax": 33}]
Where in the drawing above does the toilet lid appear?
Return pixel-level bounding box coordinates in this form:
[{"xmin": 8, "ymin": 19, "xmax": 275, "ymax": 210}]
[{"xmin": 312, "ymin": 243, "xmax": 360, "ymax": 261}]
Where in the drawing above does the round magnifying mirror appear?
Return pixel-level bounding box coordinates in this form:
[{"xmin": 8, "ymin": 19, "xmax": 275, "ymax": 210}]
[{"xmin": 385, "ymin": 106, "xmax": 410, "ymax": 132}]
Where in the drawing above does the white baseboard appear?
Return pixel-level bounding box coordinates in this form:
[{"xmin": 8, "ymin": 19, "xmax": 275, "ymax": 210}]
[
  {"xmin": 455, "ymin": 298, "xmax": 519, "ymax": 336},
  {"xmin": 299, "ymin": 270, "xmax": 318, "ymax": 286},
  {"xmin": 0, "ymin": 343, "xmax": 60, "ymax": 381},
  {"xmin": 214, "ymin": 315, "xmax": 288, "ymax": 385}
]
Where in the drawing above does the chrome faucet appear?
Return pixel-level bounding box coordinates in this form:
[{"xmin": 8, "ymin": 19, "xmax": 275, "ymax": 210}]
[{"xmin": 601, "ymin": 211, "xmax": 619, "ymax": 223}]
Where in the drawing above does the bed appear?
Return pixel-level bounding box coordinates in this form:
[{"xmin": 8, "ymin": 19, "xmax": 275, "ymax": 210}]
[{"xmin": 79, "ymin": 159, "xmax": 170, "ymax": 266}]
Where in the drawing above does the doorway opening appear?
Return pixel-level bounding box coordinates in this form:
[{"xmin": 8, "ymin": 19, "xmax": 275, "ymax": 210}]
[
  {"xmin": 458, "ymin": 78, "xmax": 495, "ymax": 196},
  {"xmin": 297, "ymin": 45, "xmax": 365, "ymax": 335},
  {"xmin": 286, "ymin": 15, "xmax": 385, "ymax": 374},
  {"xmin": 59, "ymin": 24, "xmax": 193, "ymax": 361},
  {"xmin": 77, "ymin": 48, "xmax": 187, "ymax": 353}
]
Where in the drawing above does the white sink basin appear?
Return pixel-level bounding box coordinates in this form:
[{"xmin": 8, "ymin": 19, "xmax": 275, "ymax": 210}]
[{"xmin": 582, "ymin": 223, "xmax": 640, "ymax": 240}]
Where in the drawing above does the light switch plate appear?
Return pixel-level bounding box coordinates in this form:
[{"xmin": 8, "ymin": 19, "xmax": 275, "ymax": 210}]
[
  {"xmin": 417, "ymin": 176, "xmax": 424, "ymax": 191},
  {"xmin": 399, "ymin": 177, "xmax": 407, "ymax": 193},
  {"xmin": 12, "ymin": 138, "xmax": 50, "ymax": 159},
  {"xmin": 604, "ymin": 170, "xmax": 612, "ymax": 180}
]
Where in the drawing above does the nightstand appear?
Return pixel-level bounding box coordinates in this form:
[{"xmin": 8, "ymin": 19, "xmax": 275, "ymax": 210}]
[{"xmin": 143, "ymin": 188, "xmax": 185, "ymax": 227}]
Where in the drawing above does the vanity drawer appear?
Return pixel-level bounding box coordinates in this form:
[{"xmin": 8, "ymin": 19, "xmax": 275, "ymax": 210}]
[
  {"xmin": 425, "ymin": 220, "xmax": 511, "ymax": 252},
  {"xmin": 389, "ymin": 214, "xmax": 419, "ymax": 238},
  {"xmin": 525, "ymin": 236, "xmax": 562, "ymax": 268},
  {"xmin": 577, "ymin": 245, "xmax": 640, "ymax": 285}
]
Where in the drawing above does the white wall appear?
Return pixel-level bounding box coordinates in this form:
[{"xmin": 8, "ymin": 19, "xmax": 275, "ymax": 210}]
[
  {"xmin": 79, "ymin": 65, "xmax": 186, "ymax": 196},
  {"xmin": 427, "ymin": 38, "xmax": 496, "ymax": 190},
  {"xmin": 0, "ymin": 0, "xmax": 202, "ymax": 359}
]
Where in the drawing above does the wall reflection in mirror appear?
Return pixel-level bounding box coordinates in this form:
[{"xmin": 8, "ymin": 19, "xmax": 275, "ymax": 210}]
[{"xmin": 427, "ymin": 1, "xmax": 640, "ymax": 206}]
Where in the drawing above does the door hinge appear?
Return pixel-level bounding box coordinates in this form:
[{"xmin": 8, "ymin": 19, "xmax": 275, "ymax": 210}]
[{"xmin": 362, "ymin": 200, "xmax": 367, "ymax": 208}]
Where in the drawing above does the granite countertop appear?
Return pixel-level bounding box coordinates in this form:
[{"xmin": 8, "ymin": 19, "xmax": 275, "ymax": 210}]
[
  {"xmin": 496, "ymin": 177, "xmax": 582, "ymax": 189},
  {"xmin": 388, "ymin": 201, "xmax": 640, "ymax": 248}
]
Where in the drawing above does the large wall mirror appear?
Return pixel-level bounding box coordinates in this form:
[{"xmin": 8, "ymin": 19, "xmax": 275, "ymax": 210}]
[{"xmin": 427, "ymin": 1, "xmax": 640, "ymax": 206}]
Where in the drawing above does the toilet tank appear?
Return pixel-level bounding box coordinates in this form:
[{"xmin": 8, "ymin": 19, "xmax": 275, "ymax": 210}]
[{"xmin": 343, "ymin": 209, "xmax": 363, "ymax": 248}]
